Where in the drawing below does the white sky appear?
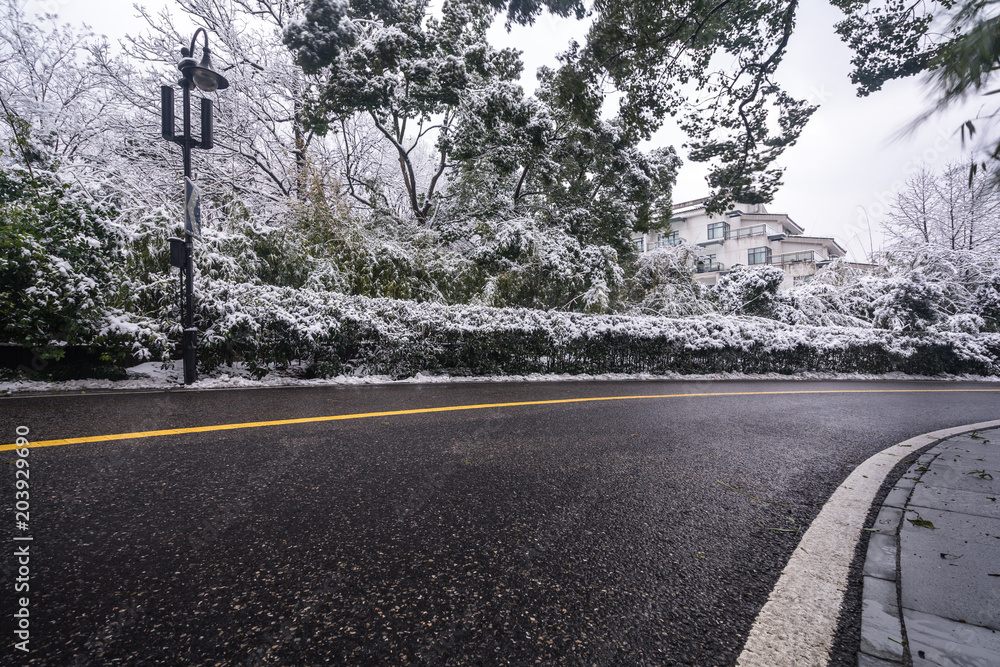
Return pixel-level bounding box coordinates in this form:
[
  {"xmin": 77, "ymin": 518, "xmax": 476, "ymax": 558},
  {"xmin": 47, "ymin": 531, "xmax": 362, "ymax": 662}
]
[{"xmin": 30, "ymin": 0, "xmax": 988, "ymax": 261}]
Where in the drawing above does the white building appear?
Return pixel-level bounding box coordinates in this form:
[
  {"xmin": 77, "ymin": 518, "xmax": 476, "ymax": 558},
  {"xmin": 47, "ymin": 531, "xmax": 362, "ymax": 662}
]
[{"xmin": 633, "ymin": 197, "xmax": 849, "ymax": 289}]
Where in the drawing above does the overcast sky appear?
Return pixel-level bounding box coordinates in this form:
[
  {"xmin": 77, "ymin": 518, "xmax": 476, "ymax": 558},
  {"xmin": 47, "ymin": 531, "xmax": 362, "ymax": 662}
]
[{"xmin": 29, "ymin": 0, "xmax": 986, "ymax": 261}]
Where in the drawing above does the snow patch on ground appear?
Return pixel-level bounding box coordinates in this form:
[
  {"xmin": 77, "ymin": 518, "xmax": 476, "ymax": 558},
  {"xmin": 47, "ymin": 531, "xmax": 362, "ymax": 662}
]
[{"xmin": 1, "ymin": 362, "xmax": 997, "ymax": 395}]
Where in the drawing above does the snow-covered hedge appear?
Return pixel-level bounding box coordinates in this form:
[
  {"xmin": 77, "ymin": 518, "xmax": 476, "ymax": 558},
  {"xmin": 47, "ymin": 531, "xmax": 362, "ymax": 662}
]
[
  {"xmin": 193, "ymin": 280, "xmax": 1000, "ymax": 379},
  {"xmin": 0, "ymin": 168, "xmax": 166, "ymax": 367}
]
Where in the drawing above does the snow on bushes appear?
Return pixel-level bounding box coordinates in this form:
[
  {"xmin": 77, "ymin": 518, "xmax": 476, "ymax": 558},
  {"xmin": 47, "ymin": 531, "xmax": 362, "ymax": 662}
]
[
  {"xmin": 773, "ymin": 249, "xmax": 1000, "ymax": 333},
  {"xmin": 0, "ymin": 167, "xmax": 165, "ymax": 364},
  {"xmin": 189, "ymin": 278, "xmax": 1000, "ymax": 379},
  {"xmin": 711, "ymin": 263, "xmax": 786, "ymax": 317},
  {"xmin": 622, "ymin": 246, "xmax": 712, "ymax": 317},
  {"xmin": 5, "ymin": 165, "xmax": 997, "ymax": 381}
]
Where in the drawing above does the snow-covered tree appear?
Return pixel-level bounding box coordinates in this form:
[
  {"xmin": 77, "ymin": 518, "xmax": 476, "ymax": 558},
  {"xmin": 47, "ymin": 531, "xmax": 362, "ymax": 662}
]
[
  {"xmin": 448, "ymin": 47, "xmax": 681, "ymax": 256},
  {"xmin": 711, "ymin": 264, "xmax": 786, "ymax": 317},
  {"xmin": 93, "ymin": 0, "xmax": 333, "ymax": 211},
  {"xmin": 0, "ymin": 0, "xmax": 108, "ymax": 166},
  {"xmin": 0, "ymin": 161, "xmax": 168, "ymax": 363},
  {"xmin": 285, "ymin": 0, "xmax": 524, "ymax": 225},
  {"xmin": 882, "ymin": 161, "xmax": 1000, "ymax": 252},
  {"xmin": 621, "ymin": 245, "xmax": 712, "ymax": 317}
]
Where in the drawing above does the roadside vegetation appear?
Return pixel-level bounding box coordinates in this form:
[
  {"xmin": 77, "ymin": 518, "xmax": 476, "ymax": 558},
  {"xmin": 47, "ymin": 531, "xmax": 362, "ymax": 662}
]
[{"xmin": 2, "ymin": 0, "xmax": 1000, "ymax": 380}]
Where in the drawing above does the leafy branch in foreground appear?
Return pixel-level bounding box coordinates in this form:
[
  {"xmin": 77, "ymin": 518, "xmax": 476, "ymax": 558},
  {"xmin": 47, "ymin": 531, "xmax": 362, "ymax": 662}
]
[
  {"xmin": 583, "ymin": 0, "xmax": 817, "ymax": 213},
  {"xmin": 481, "ymin": 0, "xmax": 1000, "ymax": 206}
]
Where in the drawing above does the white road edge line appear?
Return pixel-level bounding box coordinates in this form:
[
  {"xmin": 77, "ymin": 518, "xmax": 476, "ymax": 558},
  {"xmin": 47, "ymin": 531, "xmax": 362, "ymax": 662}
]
[{"xmin": 736, "ymin": 419, "xmax": 1000, "ymax": 667}]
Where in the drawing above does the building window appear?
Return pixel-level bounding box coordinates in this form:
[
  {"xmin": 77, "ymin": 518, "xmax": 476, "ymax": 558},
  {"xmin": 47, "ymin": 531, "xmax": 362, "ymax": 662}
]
[
  {"xmin": 659, "ymin": 230, "xmax": 681, "ymax": 247},
  {"xmin": 707, "ymin": 222, "xmax": 729, "ymax": 240},
  {"xmin": 748, "ymin": 246, "xmax": 772, "ymax": 265},
  {"xmin": 632, "ymin": 237, "xmax": 645, "ymax": 252},
  {"xmin": 696, "ymin": 254, "xmax": 720, "ymax": 273}
]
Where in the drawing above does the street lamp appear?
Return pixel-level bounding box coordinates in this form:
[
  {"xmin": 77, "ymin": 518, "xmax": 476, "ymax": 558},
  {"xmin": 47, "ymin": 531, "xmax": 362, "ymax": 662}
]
[{"xmin": 161, "ymin": 28, "xmax": 229, "ymax": 385}]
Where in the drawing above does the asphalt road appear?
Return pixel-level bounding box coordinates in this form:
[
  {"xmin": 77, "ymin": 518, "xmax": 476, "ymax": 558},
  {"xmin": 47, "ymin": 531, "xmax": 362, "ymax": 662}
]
[{"xmin": 1, "ymin": 379, "xmax": 998, "ymax": 666}]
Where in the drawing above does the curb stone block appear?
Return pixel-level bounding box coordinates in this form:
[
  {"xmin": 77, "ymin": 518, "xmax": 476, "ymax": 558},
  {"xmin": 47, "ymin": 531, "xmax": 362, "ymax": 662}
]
[
  {"xmin": 871, "ymin": 506, "xmax": 904, "ymax": 536},
  {"xmin": 860, "ymin": 575, "xmax": 905, "ymax": 662},
  {"xmin": 882, "ymin": 485, "xmax": 911, "ymax": 510},
  {"xmin": 857, "ymin": 652, "xmax": 903, "ymax": 667},
  {"xmin": 863, "ymin": 532, "xmax": 898, "ymax": 581}
]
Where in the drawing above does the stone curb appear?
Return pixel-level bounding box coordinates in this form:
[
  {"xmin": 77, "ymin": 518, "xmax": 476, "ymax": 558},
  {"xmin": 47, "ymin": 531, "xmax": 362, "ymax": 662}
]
[
  {"xmin": 858, "ymin": 451, "xmax": 933, "ymax": 665},
  {"xmin": 856, "ymin": 423, "xmax": 1000, "ymax": 667}
]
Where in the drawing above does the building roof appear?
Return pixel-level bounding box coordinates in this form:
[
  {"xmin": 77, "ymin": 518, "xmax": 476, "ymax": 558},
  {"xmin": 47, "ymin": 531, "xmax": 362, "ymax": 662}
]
[{"xmin": 671, "ymin": 196, "xmax": 712, "ymax": 212}]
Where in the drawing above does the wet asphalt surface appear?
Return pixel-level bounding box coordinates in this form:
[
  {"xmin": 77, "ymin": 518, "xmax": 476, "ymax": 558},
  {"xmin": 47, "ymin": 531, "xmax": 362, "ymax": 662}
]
[{"xmin": 0, "ymin": 379, "xmax": 998, "ymax": 666}]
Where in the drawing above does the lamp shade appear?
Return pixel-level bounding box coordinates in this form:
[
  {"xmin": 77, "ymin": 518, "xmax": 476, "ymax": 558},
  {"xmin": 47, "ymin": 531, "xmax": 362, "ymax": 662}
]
[
  {"xmin": 191, "ymin": 67, "xmax": 228, "ymax": 92},
  {"xmin": 188, "ymin": 46, "xmax": 229, "ymax": 92}
]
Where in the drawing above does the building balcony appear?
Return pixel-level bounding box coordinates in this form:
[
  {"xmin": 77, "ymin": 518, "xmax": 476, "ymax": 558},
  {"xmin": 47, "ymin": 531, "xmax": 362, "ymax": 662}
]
[
  {"xmin": 726, "ymin": 224, "xmax": 781, "ymax": 240},
  {"xmin": 650, "ymin": 238, "xmax": 686, "ymax": 249},
  {"xmin": 769, "ymin": 250, "xmax": 822, "ymax": 265},
  {"xmin": 696, "ymin": 262, "xmax": 724, "ymax": 273}
]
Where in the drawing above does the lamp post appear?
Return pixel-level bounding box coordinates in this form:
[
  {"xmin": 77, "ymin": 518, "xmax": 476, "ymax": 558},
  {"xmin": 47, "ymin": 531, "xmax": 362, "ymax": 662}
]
[{"xmin": 161, "ymin": 28, "xmax": 229, "ymax": 385}]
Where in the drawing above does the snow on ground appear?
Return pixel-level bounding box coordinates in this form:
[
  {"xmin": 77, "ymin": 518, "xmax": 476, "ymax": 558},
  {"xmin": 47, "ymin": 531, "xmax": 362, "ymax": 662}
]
[{"xmin": 1, "ymin": 361, "xmax": 996, "ymax": 395}]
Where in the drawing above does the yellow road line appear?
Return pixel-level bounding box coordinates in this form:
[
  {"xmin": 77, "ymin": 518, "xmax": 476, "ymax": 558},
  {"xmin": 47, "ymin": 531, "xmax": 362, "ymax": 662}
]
[{"xmin": 2, "ymin": 388, "xmax": 998, "ymax": 452}]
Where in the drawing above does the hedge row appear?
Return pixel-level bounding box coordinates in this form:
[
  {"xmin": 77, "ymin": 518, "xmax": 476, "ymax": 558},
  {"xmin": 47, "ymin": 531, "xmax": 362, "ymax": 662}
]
[{"xmin": 194, "ymin": 281, "xmax": 1000, "ymax": 379}]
